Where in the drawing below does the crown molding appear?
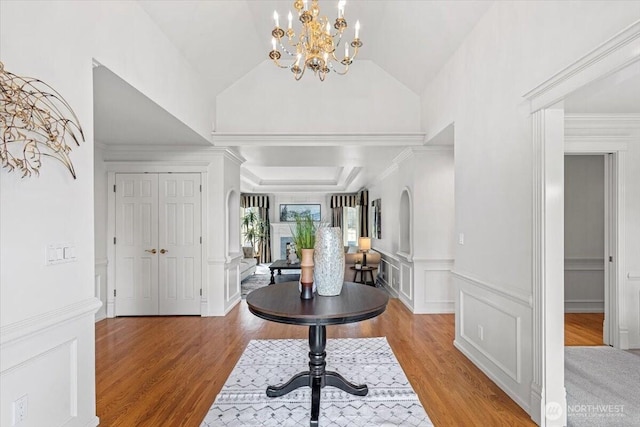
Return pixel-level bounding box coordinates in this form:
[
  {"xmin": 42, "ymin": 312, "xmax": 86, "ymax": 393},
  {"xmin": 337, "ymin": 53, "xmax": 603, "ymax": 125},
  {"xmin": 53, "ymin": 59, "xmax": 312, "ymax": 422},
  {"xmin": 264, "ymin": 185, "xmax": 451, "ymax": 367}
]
[
  {"xmin": 100, "ymin": 145, "xmax": 246, "ymax": 163},
  {"xmin": 565, "ymin": 113, "xmax": 640, "ymax": 131},
  {"xmin": 240, "ymin": 166, "xmax": 361, "ymax": 193},
  {"xmin": 523, "ymin": 20, "xmax": 640, "ymax": 112},
  {"xmin": 210, "ymin": 132, "xmax": 426, "ymax": 146}
]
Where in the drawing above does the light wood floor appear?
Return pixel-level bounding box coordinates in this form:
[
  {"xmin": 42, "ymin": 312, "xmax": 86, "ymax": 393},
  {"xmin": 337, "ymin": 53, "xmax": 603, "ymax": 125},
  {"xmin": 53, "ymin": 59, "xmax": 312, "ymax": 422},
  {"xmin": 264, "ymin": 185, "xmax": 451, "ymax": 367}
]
[
  {"xmin": 97, "ymin": 299, "xmax": 539, "ymax": 426},
  {"xmin": 565, "ymin": 313, "xmax": 604, "ymax": 346}
]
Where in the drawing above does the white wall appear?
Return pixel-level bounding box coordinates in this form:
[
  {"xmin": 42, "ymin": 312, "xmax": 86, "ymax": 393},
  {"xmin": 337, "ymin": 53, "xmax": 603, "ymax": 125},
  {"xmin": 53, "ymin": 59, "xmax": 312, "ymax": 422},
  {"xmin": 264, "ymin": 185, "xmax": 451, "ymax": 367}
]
[
  {"xmin": 0, "ymin": 1, "xmax": 214, "ymax": 425},
  {"xmin": 216, "ymin": 60, "xmax": 421, "ymax": 133},
  {"xmin": 564, "ymin": 155, "xmax": 605, "ymax": 313},
  {"xmin": 94, "ymin": 145, "xmax": 109, "ymax": 321},
  {"xmin": 419, "ymin": 0, "xmax": 640, "ymax": 418},
  {"xmin": 368, "ymin": 147, "xmax": 456, "ymax": 313}
]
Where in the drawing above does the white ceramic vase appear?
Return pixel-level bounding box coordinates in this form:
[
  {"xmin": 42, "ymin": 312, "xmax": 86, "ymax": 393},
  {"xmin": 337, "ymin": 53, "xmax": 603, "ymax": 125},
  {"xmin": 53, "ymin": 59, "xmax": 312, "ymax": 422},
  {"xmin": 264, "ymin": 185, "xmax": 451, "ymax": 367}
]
[{"xmin": 313, "ymin": 227, "xmax": 345, "ymax": 296}]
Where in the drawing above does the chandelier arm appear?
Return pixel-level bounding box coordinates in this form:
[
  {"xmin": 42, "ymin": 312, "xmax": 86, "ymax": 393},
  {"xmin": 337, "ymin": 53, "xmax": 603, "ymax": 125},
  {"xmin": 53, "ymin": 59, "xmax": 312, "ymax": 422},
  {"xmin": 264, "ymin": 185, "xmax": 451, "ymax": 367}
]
[
  {"xmin": 332, "ymin": 61, "xmax": 350, "ymax": 75},
  {"xmin": 271, "ymin": 57, "xmax": 291, "ymax": 69},
  {"xmin": 294, "ymin": 63, "xmax": 306, "ymax": 81}
]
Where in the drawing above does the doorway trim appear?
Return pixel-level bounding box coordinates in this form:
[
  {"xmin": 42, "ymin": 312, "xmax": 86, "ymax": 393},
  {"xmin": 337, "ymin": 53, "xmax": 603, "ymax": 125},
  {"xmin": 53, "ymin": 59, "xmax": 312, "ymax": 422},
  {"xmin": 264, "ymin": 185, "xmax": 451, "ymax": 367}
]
[{"xmin": 524, "ymin": 20, "xmax": 640, "ymax": 426}]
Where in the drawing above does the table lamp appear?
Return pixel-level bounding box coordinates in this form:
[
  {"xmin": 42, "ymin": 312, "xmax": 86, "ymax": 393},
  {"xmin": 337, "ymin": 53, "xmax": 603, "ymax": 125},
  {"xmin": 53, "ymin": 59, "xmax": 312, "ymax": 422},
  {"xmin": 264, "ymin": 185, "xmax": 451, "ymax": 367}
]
[{"xmin": 358, "ymin": 237, "xmax": 371, "ymax": 266}]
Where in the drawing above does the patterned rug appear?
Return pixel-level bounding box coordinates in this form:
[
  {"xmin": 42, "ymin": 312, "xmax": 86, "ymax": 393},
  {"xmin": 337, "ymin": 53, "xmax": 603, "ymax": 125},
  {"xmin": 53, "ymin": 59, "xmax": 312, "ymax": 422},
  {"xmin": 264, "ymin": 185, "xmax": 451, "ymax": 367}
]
[{"xmin": 201, "ymin": 337, "xmax": 433, "ymax": 426}]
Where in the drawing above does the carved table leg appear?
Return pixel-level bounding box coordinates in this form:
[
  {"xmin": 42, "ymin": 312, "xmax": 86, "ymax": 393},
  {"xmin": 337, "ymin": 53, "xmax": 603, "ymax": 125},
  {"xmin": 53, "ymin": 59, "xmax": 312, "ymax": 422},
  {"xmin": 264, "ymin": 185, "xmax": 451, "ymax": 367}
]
[
  {"xmin": 269, "ymin": 269, "xmax": 275, "ymax": 284},
  {"xmin": 266, "ymin": 324, "xmax": 368, "ymax": 427}
]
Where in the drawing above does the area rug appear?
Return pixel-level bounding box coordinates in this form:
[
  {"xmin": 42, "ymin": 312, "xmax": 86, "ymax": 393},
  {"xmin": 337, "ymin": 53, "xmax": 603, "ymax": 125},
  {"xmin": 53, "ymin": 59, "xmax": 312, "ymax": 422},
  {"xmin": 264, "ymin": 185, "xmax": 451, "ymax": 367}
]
[
  {"xmin": 201, "ymin": 337, "xmax": 433, "ymax": 426},
  {"xmin": 565, "ymin": 346, "xmax": 640, "ymax": 426}
]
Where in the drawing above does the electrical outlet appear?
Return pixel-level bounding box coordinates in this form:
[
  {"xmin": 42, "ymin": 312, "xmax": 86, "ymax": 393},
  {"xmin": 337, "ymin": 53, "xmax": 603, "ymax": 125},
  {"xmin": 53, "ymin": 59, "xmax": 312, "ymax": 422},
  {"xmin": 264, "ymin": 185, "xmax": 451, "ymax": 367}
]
[
  {"xmin": 12, "ymin": 394, "xmax": 28, "ymax": 425},
  {"xmin": 478, "ymin": 325, "xmax": 484, "ymax": 341}
]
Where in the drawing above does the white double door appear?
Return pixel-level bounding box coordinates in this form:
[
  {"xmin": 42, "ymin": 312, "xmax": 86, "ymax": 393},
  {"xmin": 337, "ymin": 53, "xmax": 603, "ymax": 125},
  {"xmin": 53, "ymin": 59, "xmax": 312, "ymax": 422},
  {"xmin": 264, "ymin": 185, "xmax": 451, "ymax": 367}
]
[{"xmin": 115, "ymin": 173, "xmax": 202, "ymax": 316}]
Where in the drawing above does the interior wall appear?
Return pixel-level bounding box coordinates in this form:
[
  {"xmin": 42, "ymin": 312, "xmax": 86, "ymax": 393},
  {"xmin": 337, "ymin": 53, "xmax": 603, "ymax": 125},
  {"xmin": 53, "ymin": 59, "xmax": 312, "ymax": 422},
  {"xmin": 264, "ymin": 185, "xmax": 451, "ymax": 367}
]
[
  {"xmin": 216, "ymin": 60, "xmax": 421, "ymax": 133},
  {"xmin": 94, "ymin": 145, "xmax": 109, "ymax": 321},
  {"xmin": 564, "ymin": 155, "xmax": 605, "ymax": 313},
  {"xmin": 0, "ymin": 1, "xmax": 214, "ymax": 425},
  {"xmin": 368, "ymin": 148, "xmax": 456, "ymax": 313},
  {"xmin": 419, "ymin": 0, "xmax": 640, "ymax": 416}
]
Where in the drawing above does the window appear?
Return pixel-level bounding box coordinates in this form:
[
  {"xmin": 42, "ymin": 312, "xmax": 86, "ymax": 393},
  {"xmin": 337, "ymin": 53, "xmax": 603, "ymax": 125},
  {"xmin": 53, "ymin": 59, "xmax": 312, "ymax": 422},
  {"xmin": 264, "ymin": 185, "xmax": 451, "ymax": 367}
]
[{"xmin": 343, "ymin": 206, "xmax": 359, "ymax": 247}]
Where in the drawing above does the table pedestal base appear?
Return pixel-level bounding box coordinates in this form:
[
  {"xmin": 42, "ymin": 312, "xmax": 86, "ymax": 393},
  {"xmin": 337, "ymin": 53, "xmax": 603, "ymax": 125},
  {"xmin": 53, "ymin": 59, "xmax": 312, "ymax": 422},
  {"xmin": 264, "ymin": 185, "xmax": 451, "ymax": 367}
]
[{"xmin": 266, "ymin": 325, "xmax": 368, "ymax": 427}]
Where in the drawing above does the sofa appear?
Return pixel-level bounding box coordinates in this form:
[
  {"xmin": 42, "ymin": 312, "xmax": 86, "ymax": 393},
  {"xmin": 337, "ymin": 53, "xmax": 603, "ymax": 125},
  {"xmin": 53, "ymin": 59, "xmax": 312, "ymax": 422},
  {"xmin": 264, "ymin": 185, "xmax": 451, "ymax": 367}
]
[
  {"xmin": 240, "ymin": 247, "xmax": 258, "ymax": 282},
  {"xmin": 344, "ymin": 247, "xmax": 381, "ymax": 284}
]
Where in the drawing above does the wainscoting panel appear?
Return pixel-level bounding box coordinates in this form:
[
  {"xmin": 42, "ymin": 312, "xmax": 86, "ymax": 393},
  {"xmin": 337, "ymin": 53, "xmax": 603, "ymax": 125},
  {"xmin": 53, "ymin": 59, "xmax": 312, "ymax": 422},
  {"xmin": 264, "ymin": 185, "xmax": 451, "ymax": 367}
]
[
  {"xmin": 453, "ymin": 273, "xmax": 532, "ymax": 413},
  {"xmin": 413, "ymin": 259, "xmax": 454, "ymax": 314},
  {"xmin": 564, "ymin": 258, "xmax": 604, "ymax": 313},
  {"xmin": 400, "ymin": 263, "xmax": 413, "ymax": 307},
  {"xmin": 376, "ymin": 251, "xmax": 400, "ymax": 299},
  {"xmin": 0, "ymin": 299, "xmax": 100, "ymax": 427}
]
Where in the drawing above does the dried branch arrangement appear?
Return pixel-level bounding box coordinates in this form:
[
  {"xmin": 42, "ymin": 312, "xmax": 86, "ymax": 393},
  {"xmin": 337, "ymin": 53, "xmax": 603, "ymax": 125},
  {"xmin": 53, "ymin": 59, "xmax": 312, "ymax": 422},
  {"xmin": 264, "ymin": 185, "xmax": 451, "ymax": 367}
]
[{"xmin": 1, "ymin": 61, "xmax": 84, "ymax": 178}]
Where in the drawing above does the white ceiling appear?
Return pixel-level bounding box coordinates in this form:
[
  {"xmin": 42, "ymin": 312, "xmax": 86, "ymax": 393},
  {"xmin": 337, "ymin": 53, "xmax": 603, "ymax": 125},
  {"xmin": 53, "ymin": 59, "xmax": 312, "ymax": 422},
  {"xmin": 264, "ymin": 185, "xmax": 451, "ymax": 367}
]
[
  {"xmin": 94, "ymin": 2, "xmax": 640, "ymax": 194},
  {"xmin": 138, "ymin": 0, "xmax": 493, "ymax": 96},
  {"xmin": 93, "ymin": 66, "xmax": 210, "ymax": 146}
]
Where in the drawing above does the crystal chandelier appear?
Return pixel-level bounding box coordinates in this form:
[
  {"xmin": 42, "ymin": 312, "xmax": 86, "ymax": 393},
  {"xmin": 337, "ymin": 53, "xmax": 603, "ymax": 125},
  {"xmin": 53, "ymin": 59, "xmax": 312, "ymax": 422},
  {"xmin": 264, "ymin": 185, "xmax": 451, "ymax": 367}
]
[{"xmin": 269, "ymin": 0, "xmax": 362, "ymax": 81}]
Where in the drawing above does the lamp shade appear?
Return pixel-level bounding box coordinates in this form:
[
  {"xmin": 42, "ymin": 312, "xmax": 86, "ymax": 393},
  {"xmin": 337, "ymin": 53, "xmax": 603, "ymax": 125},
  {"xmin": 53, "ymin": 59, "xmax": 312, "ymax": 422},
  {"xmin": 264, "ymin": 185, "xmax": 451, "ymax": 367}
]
[{"xmin": 358, "ymin": 237, "xmax": 371, "ymax": 252}]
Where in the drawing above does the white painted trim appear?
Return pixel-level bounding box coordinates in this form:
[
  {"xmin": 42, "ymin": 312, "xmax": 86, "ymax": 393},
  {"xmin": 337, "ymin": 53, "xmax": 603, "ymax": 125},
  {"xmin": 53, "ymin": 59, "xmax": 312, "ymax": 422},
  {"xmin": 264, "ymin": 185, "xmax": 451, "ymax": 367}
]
[
  {"xmin": 565, "ymin": 113, "xmax": 640, "ymax": 131},
  {"xmin": 210, "ymin": 132, "xmax": 426, "ymax": 146},
  {"xmin": 95, "ymin": 258, "xmax": 108, "ymax": 267},
  {"xmin": 373, "ymin": 163, "xmax": 398, "ymax": 185},
  {"xmin": 565, "ymin": 300, "xmax": 604, "ymax": 313},
  {"xmin": 565, "ymin": 138, "xmax": 631, "ymax": 152},
  {"xmin": 628, "ymin": 273, "xmax": 640, "ymax": 280},
  {"xmin": 452, "ymin": 270, "xmax": 532, "ymax": 307},
  {"xmin": 564, "ymin": 258, "xmax": 604, "ymax": 271},
  {"xmin": 373, "ymin": 246, "xmax": 400, "ymax": 262},
  {"xmin": 523, "ymin": 20, "xmax": 640, "ymax": 111},
  {"xmin": 84, "ymin": 416, "xmax": 100, "ymax": 427},
  {"xmin": 421, "ymin": 302, "xmax": 454, "ymax": 313},
  {"xmin": 398, "ymin": 187, "xmax": 413, "ymax": 261},
  {"xmin": 0, "ymin": 298, "xmax": 101, "ymax": 345}
]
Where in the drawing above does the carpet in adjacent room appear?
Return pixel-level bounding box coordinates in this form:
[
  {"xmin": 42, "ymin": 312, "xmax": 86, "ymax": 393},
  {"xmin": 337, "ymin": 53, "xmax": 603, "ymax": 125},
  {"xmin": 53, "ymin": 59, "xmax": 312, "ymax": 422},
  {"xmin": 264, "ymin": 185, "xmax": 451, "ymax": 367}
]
[
  {"xmin": 201, "ymin": 337, "xmax": 433, "ymax": 426},
  {"xmin": 565, "ymin": 346, "xmax": 640, "ymax": 426}
]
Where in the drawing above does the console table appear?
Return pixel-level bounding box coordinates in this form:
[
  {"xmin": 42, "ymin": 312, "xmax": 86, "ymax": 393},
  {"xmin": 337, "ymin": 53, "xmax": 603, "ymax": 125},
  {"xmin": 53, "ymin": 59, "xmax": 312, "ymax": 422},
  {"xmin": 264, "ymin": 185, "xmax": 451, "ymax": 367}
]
[{"xmin": 246, "ymin": 282, "xmax": 389, "ymax": 427}]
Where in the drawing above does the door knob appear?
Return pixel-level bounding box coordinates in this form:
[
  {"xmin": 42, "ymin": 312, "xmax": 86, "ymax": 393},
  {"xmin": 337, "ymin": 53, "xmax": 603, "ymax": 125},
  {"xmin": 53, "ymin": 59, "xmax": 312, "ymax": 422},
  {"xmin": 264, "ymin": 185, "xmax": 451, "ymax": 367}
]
[
  {"xmin": 160, "ymin": 249, "xmax": 168, "ymax": 254},
  {"xmin": 145, "ymin": 249, "xmax": 157, "ymax": 254}
]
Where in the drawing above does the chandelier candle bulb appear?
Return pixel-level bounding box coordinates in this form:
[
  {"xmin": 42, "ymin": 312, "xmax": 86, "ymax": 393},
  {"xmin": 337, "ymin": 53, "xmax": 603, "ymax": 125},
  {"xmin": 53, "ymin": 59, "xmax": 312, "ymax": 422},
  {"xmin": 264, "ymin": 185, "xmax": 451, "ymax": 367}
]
[{"xmin": 268, "ymin": 0, "xmax": 362, "ymax": 81}]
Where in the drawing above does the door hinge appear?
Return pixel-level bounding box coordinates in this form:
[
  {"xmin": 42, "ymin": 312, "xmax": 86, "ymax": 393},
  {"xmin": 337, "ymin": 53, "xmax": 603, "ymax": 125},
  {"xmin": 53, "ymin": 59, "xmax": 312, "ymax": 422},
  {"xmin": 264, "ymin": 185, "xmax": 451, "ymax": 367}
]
[
  {"xmin": 200, "ymin": 184, "xmax": 202, "ymax": 192},
  {"xmin": 200, "ymin": 288, "xmax": 202, "ymax": 296},
  {"xmin": 113, "ymin": 237, "xmax": 116, "ymax": 244},
  {"xmin": 113, "ymin": 184, "xmax": 116, "ymax": 193},
  {"xmin": 114, "ymin": 289, "xmax": 117, "ymax": 297},
  {"xmin": 200, "ymin": 236, "xmax": 202, "ymax": 244},
  {"xmin": 609, "ymin": 256, "xmax": 613, "ymax": 262}
]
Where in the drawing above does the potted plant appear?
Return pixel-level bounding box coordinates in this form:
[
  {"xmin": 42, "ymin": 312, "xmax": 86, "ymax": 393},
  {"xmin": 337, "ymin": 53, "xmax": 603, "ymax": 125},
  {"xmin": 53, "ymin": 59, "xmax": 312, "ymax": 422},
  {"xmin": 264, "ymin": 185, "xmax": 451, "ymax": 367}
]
[{"xmin": 290, "ymin": 213, "xmax": 318, "ymax": 299}]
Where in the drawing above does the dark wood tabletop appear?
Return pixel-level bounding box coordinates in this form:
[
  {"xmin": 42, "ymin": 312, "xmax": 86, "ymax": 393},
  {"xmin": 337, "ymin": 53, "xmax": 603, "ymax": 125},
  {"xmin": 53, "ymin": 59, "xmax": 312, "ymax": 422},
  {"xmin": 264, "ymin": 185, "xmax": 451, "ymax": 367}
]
[{"xmin": 246, "ymin": 281, "xmax": 389, "ymax": 326}]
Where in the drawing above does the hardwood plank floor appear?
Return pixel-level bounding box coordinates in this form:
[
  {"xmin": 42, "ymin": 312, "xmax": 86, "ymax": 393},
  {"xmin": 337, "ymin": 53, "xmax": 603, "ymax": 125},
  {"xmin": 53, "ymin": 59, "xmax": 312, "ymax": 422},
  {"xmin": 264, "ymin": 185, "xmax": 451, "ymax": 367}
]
[
  {"xmin": 96, "ymin": 299, "xmax": 534, "ymax": 426},
  {"xmin": 564, "ymin": 313, "xmax": 604, "ymax": 346}
]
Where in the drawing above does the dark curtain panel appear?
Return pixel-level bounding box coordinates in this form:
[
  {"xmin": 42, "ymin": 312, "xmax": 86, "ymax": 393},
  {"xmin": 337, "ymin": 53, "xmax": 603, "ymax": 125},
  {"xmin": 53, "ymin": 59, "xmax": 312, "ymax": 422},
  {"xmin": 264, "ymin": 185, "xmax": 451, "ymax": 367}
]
[
  {"xmin": 240, "ymin": 194, "xmax": 271, "ymax": 263},
  {"xmin": 358, "ymin": 189, "xmax": 369, "ymax": 237},
  {"xmin": 258, "ymin": 207, "xmax": 271, "ymax": 263},
  {"xmin": 330, "ymin": 192, "xmax": 361, "ymax": 232}
]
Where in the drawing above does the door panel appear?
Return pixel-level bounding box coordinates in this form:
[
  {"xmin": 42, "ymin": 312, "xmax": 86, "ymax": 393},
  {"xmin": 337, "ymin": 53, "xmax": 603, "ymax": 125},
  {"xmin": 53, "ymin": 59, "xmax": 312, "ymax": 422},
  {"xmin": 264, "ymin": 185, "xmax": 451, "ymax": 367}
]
[
  {"xmin": 158, "ymin": 174, "xmax": 202, "ymax": 315},
  {"xmin": 115, "ymin": 174, "xmax": 159, "ymax": 316}
]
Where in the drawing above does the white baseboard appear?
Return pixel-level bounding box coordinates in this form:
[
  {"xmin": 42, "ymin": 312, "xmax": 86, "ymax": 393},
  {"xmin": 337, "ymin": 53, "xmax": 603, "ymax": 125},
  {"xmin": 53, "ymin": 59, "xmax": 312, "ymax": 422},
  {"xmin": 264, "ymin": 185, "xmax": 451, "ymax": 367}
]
[
  {"xmin": 84, "ymin": 415, "xmax": 100, "ymax": 427},
  {"xmin": 414, "ymin": 301, "xmax": 454, "ymax": 314},
  {"xmin": 564, "ymin": 299, "xmax": 604, "ymax": 313}
]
